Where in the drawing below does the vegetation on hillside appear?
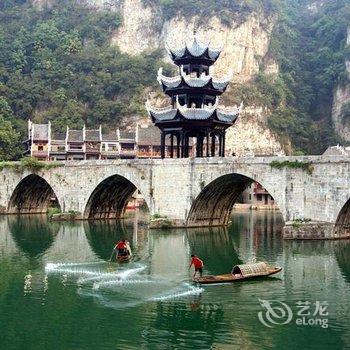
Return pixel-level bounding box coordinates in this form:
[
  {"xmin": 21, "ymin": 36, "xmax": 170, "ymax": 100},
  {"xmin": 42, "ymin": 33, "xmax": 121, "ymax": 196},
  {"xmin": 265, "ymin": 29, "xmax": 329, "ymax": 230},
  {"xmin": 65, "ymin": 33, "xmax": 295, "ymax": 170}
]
[
  {"xmin": 228, "ymin": 0, "xmax": 350, "ymax": 154},
  {"xmin": 147, "ymin": 0, "xmax": 280, "ymax": 24},
  {"xmin": 0, "ymin": 0, "xmax": 162, "ymax": 159},
  {"xmin": 0, "ymin": 0, "xmax": 348, "ymax": 159}
]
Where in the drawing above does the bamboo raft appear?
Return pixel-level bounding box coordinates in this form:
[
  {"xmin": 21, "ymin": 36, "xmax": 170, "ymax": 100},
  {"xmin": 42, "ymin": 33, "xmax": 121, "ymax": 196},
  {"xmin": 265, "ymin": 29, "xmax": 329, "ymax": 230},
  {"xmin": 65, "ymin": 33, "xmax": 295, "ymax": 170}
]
[{"xmin": 194, "ymin": 262, "xmax": 282, "ymax": 284}]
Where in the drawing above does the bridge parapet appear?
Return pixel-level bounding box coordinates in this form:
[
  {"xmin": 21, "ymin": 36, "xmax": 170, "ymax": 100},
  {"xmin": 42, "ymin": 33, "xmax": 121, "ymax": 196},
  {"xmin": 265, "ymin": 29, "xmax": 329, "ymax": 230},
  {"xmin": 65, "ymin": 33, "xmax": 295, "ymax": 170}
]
[{"xmin": 0, "ymin": 155, "xmax": 348, "ymax": 239}]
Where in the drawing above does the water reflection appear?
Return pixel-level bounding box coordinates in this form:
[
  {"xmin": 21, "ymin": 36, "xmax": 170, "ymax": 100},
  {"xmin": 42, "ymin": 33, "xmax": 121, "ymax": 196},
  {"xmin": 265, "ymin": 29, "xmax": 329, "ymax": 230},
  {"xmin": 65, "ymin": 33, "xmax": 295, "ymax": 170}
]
[
  {"xmin": 84, "ymin": 220, "xmax": 131, "ymax": 260},
  {"xmin": 146, "ymin": 301, "xmax": 225, "ymax": 349},
  {"xmin": 186, "ymin": 226, "xmax": 242, "ymax": 274},
  {"xmin": 8, "ymin": 215, "xmax": 59, "ymax": 258},
  {"xmin": 0, "ymin": 210, "xmax": 349, "ymax": 350},
  {"xmin": 334, "ymin": 241, "xmax": 350, "ymax": 284},
  {"xmin": 230, "ymin": 210, "xmax": 284, "ymax": 263}
]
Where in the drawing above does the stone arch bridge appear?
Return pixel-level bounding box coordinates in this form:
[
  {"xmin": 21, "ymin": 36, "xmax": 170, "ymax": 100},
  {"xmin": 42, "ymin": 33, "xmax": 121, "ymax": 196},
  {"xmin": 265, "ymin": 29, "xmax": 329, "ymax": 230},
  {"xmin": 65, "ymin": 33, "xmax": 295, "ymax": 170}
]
[{"xmin": 0, "ymin": 156, "xmax": 349, "ymax": 239}]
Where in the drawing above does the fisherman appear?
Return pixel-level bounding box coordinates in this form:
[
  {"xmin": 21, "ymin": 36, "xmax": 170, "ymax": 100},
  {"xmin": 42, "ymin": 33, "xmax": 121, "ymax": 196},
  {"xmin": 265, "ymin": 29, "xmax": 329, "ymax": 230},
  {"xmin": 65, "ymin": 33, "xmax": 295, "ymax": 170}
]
[
  {"xmin": 115, "ymin": 239, "xmax": 128, "ymax": 256},
  {"xmin": 189, "ymin": 254, "xmax": 204, "ymax": 279}
]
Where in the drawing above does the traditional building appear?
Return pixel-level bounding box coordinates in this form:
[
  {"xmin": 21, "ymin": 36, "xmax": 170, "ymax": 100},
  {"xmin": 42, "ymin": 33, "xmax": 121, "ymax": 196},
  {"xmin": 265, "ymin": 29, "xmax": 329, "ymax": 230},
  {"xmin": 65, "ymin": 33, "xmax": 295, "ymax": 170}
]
[
  {"xmin": 26, "ymin": 121, "xmax": 199, "ymax": 160},
  {"xmin": 25, "ymin": 121, "xmax": 51, "ymax": 161},
  {"xmin": 239, "ymin": 182, "xmax": 276, "ymax": 209},
  {"xmin": 101, "ymin": 131, "xmax": 119, "ymax": 160},
  {"xmin": 66, "ymin": 127, "xmax": 85, "ymax": 161},
  {"xmin": 323, "ymin": 145, "xmax": 350, "ymax": 156},
  {"xmin": 146, "ymin": 35, "xmax": 241, "ymax": 158},
  {"xmin": 136, "ymin": 124, "xmax": 194, "ymax": 158},
  {"xmin": 49, "ymin": 131, "xmax": 66, "ymax": 161},
  {"xmin": 85, "ymin": 126, "xmax": 102, "ymax": 160},
  {"xmin": 118, "ymin": 129, "xmax": 137, "ymax": 159}
]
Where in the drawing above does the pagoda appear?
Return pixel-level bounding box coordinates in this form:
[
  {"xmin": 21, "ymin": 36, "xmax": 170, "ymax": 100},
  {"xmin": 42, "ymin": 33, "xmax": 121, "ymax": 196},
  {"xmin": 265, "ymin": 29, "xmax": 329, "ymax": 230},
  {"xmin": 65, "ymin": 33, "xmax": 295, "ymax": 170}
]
[{"xmin": 146, "ymin": 34, "xmax": 241, "ymax": 158}]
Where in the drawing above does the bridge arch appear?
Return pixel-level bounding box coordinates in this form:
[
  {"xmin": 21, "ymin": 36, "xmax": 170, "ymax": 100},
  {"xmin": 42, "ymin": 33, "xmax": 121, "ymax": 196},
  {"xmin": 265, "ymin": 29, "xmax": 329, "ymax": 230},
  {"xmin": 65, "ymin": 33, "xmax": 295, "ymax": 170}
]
[
  {"xmin": 187, "ymin": 172, "xmax": 285, "ymax": 227},
  {"xmin": 8, "ymin": 174, "xmax": 61, "ymax": 214},
  {"xmin": 83, "ymin": 174, "xmax": 150, "ymax": 219},
  {"xmin": 334, "ymin": 198, "xmax": 350, "ymax": 237}
]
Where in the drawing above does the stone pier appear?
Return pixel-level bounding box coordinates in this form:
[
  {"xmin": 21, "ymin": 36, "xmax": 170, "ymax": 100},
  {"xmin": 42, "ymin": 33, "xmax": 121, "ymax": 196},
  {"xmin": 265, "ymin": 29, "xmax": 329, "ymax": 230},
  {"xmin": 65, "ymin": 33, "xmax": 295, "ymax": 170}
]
[{"xmin": 0, "ymin": 155, "xmax": 349, "ymax": 239}]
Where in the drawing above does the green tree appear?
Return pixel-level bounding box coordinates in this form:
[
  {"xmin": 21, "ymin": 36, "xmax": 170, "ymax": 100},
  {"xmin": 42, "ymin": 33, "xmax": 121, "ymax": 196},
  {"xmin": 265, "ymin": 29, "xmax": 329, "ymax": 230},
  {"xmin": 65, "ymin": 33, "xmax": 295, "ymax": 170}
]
[{"xmin": 0, "ymin": 97, "xmax": 21, "ymax": 160}]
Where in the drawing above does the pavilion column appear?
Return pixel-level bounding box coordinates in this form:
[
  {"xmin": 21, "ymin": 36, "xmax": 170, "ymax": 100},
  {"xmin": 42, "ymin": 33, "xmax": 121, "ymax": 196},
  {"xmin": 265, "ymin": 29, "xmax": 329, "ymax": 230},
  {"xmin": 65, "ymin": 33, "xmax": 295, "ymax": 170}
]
[
  {"xmin": 199, "ymin": 135, "xmax": 204, "ymax": 157},
  {"xmin": 170, "ymin": 134, "xmax": 174, "ymax": 158},
  {"xmin": 180, "ymin": 131, "xmax": 185, "ymax": 158},
  {"xmin": 218, "ymin": 134, "xmax": 222, "ymax": 157},
  {"xmin": 196, "ymin": 134, "xmax": 201, "ymax": 157},
  {"xmin": 161, "ymin": 132, "xmax": 165, "ymax": 159},
  {"xmin": 211, "ymin": 134, "xmax": 216, "ymax": 157},
  {"xmin": 222, "ymin": 133, "xmax": 226, "ymax": 157},
  {"xmin": 176, "ymin": 134, "xmax": 180, "ymax": 158},
  {"xmin": 206, "ymin": 132, "xmax": 210, "ymax": 157}
]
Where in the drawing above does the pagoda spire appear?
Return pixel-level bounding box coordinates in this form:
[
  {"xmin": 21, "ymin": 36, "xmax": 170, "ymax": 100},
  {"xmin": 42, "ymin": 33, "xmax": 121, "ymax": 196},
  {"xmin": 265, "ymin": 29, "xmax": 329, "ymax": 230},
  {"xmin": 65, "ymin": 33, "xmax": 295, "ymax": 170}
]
[{"xmin": 147, "ymin": 32, "xmax": 241, "ymax": 159}]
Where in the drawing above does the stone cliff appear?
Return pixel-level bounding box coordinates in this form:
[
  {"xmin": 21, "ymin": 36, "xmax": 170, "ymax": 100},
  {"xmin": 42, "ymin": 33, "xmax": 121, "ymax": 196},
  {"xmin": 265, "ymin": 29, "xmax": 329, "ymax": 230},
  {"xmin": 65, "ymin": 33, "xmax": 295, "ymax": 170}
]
[
  {"xmin": 332, "ymin": 26, "xmax": 350, "ymax": 141},
  {"xmin": 110, "ymin": 0, "xmax": 285, "ymax": 155},
  {"xmin": 32, "ymin": 0, "xmax": 286, "ymax": 155}
]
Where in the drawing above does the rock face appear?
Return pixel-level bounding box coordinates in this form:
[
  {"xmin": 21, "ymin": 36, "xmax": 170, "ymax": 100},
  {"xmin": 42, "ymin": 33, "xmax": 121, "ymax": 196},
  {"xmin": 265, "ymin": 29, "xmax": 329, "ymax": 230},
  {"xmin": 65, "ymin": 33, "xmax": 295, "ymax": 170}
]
[
  {"xmin": 226, "ymin": 106, "xmax": 288, "ymax": 156},
  {"xmin": 111, "ymin": 0, "xmax": 276, "ymax": 84},
  {"xmin": 32, "ymin": 0, "xmax": 285, "ymax": 154},
  {"xmin": 108, "ymin": 0, "xmax": 283, "ymax": 154},
  {"xmin": 332, "ymin": 26, "xmax": 350, "ymax": 141}
]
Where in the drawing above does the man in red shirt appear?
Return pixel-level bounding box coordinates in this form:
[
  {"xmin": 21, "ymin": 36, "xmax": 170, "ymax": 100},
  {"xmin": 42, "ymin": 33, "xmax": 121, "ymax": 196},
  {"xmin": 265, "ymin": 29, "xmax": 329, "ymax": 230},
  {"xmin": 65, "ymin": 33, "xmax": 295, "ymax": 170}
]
[
  {"xmin": 114, "ymin": 240, "xmax": 128, "ymax": 256},
  {"xmin": 189, "ymin": 254, "xmax": 204, "ymax": 279}
]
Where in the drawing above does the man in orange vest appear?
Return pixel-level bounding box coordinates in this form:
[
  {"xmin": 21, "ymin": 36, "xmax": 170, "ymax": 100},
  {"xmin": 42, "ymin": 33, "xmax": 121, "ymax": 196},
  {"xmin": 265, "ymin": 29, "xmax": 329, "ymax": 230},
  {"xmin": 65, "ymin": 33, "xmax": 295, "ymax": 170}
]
[{"xmin": 189, "ymin": 254, "xmax": 204, "ymax": 279}]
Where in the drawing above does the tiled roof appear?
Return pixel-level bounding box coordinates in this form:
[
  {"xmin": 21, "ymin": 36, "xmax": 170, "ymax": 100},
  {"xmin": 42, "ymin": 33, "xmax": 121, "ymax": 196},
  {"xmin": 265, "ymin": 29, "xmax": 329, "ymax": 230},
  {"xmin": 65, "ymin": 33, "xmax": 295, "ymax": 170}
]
[
  {"xmin": 68, "ymin": 129, "xmax": 83, "ymax": 142},
  {"xmin": 51, "ymin": 132, "xmax": 66, "ymax": 141},
  {"xmin": 167, "ymin": 36, "xmax": 222, "ymax": 60},
  {"xmin": 323, "ymin": 145, "xmax": 350, "ymax": 156},
  {"xmin": 158, "ymin": 66, "xmax": 232, "ymax": 92},
  {"xmin": 137, "ymin": 126, "xmax": 161, "ymax": 146},
  {"xmin": 102, "ymin": 131, "xmax": 118, "ymax": 142},
  {"xmin": 119, "ymin": 131, "xmax": 136, "ymax": 141},
  {"xmin": 85, "ymin": 129, "xmax": 101, "ymax": 141},
  {"xmin": 137, "ymin": 126, "xmax": 179, "ymax": 146},
  {"xmin": 33, "ymin": 124, "xmax": 49, "ymax": 141}
]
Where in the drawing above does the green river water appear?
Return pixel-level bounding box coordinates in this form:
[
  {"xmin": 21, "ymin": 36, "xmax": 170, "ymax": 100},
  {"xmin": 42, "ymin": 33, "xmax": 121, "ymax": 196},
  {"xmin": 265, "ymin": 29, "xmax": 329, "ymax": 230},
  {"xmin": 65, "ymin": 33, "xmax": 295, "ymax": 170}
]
[{"xmin": 0, "ymin": 210, "xmax": 349, "ymax": 350}]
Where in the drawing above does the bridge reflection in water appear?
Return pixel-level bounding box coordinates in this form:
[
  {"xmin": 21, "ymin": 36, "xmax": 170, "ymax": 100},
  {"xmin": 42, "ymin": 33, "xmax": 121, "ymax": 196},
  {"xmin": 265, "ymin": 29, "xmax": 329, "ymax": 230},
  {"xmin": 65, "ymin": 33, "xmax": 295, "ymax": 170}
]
[{"xmin": 0, "ymin": 210, "xmax": 349, "ymax": 349}]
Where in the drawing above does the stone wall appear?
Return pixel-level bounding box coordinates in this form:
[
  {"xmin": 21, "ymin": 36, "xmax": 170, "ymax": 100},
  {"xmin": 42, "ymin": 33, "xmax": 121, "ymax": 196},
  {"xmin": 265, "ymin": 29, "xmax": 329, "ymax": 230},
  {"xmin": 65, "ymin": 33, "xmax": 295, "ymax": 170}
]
[{"xmin": 0, "ymin": 156, "xmax": 349, "ymax": 239}]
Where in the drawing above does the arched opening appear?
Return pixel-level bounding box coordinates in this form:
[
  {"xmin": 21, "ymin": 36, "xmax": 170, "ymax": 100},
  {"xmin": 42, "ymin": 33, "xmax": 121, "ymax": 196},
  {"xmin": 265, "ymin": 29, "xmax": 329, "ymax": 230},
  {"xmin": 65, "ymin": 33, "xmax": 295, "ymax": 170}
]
[
  {"xmin": 187, "ymin": 173, "xmax": 282, "ymax": 227},
  {"xmin": 84, "ymin": 174, "xmax": 148, "ymax": 220},
  {"xmin": 334, "ymin": 199, "xmax": 350, "ymax": 237},
  {"xmin": 8, "ymin": 174, "xmax": 60, "ymax": 214}
]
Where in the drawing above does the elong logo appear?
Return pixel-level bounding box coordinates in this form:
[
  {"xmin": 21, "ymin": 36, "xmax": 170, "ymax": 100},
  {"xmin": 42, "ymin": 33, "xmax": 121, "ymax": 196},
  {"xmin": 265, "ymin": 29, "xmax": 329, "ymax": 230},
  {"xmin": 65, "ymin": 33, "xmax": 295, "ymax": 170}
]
[{"xmin": 258, "ymin": 299, "xmax": 329, "ymax": 329}]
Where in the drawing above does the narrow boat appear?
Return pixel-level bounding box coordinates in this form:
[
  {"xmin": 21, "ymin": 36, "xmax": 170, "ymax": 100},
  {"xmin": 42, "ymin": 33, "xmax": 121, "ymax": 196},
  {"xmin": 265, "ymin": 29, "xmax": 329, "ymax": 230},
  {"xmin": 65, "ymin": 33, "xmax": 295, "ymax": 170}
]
[
  {"xmin": 117, "ymin": 254, "xmax": 131, "ymax": 263},
  {"xmin": 194, "ymin": 262, "xmax": 282, "ymax": 284},
  {"xmin": 116, "ymin": 241, "xmax": 132, "ymax": 263}
]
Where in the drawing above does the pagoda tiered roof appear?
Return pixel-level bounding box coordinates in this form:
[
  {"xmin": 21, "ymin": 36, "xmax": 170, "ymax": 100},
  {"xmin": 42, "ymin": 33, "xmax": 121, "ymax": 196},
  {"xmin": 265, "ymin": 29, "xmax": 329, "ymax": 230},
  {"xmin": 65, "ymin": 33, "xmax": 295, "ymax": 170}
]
[
  {"xmin": 146, "ymin": 99, "xmax": 241, "ymax": 124},
  {"xmin": 166, "ymin": 36, "xmax": 222, "ymax": 65},
  {"xmin": 157, "ymin": 67, "xmax": 232, "ymax": 95}
]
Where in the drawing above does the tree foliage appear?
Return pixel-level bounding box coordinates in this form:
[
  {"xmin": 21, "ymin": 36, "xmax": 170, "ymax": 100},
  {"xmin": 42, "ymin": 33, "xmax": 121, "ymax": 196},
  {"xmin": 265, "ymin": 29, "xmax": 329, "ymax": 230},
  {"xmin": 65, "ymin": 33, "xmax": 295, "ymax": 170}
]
[
  {"xmin": 0, "ymin": 0, "xmax": 162, "ymax": 137},
  {"xmin": 0, "ymin": 97, "xmax": 21, "ymax": 160},
  {"xmin": 0, "ymin": 0, "xmax": 348, "ymax": 157}
]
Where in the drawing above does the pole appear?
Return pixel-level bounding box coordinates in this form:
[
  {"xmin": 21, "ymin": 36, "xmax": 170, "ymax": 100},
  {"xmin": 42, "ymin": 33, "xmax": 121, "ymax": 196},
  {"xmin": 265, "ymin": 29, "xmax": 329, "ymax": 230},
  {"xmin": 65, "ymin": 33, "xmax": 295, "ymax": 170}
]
[{"xmin": 109, "ymin": 247, "xmax": 116, "ymax": 262}]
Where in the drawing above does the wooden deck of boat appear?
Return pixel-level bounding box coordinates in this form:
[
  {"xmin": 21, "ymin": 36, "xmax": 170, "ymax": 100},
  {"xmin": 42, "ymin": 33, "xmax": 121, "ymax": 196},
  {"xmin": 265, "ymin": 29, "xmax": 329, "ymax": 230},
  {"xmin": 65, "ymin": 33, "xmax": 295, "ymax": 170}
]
[{"xmin": 195, "ymin": 267, "xmax": 282, "ymax": 284}]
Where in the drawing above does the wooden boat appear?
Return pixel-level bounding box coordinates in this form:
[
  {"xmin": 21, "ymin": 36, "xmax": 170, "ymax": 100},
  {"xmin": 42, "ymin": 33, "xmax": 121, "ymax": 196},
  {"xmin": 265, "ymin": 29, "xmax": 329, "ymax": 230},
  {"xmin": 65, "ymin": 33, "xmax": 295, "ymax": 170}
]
[
  {"xmin": 194, "ymin": 262, "xmax": 282, "ymax": 284},
  {"xmin": 117, "ymin": 254, "xmax": 131, "ymax": 263},
  {"xmin": 116, "ymin": 242, "xmax": 132, "ymax": 263}
]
